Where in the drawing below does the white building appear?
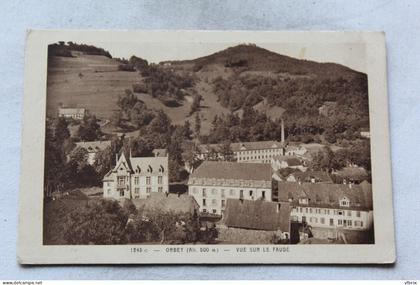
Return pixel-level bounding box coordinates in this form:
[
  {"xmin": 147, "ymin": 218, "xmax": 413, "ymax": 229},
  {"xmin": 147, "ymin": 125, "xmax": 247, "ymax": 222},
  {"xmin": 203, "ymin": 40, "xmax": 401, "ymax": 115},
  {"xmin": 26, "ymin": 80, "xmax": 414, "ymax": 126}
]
[
  {"xmin": 271, "ymin": 155, "xmax": 306, "ymax": 171},
  {"xmin": 197, "ymin": 140, "xmax": 286, "ymax": 164},
  {"xmin": 103, "ymin": 152, "xmax": 169, "ymax": 200},
  {"xmin": 187, "ymin": 161, "xmax": 272, "ymax": 216},
  {"xmin": 278, "ymin": 181, "xmax": 373, "ymax": 230},
  {"xmin": 74, "ymin": 140, "xmax": 111, "ymax": 165},
  {"xmin": 58, "ymin": 107, "xmax": 86, "ymax": 120}
]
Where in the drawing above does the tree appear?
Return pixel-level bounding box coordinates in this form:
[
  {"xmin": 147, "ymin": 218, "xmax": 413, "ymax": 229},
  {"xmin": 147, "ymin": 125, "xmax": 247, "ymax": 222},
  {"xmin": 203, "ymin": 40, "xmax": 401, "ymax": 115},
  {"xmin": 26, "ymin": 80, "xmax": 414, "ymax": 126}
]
[
  {"xmin": 77, "ymin": 114, "xmax": 102, "ymax": 141},
  {"xmin": 194, "ymin": 112, "xmax": 201, "ymax": 137},
  {"xmin": 220, "ymin": 140, "xmax": 235, "ymax": 161},
  {"xmin": 64, "ymin": 199, "xmax": 128, "ymax": 245},
  {"xmin": 189, "ymin": 94, "xmax": 202, "ymax": 115},
  {"xmin": 93, "ymin": 146, "xmax": 116, "ymax": 179}
]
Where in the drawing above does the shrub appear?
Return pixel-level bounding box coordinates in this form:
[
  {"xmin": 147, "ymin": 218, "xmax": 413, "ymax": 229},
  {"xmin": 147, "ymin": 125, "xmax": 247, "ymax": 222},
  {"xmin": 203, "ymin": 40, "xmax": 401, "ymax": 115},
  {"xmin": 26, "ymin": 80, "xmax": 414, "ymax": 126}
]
[{"xmin": 64, "ymin": 199, "xmax": 128, "ymax": 245}]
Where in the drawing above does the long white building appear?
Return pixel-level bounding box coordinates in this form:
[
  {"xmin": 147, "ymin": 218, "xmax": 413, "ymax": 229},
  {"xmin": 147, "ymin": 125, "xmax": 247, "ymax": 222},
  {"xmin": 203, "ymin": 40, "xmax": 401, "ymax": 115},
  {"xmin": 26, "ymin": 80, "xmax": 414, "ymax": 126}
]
[
  {"xmin": 278, "ymin": 181, "xmax": 373, "ymax": 230},
  {"xmin": 102, "ymin": 152, "xmax": 169, "ymax": 200},
  {"xmin": 187, "ymin": 161, "xmax": 272, "ymax": 216}
]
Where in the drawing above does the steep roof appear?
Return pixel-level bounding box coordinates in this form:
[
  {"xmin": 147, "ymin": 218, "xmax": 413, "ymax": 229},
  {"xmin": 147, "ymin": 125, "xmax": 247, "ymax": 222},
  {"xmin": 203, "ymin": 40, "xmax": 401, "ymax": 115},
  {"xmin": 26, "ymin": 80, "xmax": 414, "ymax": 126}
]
[
  {"xmin": 132, "ymin": 193, "xmax": 199, "ymax": 214},
  {"xmin": 75, "ymin": 140, "xmax": 111, "ymax": 153},
  {"xmin": 223, "ymin": 199, "xmax": 291, "ymax": 232},
  {"xmin": 190, "ymin": 161, "xmax": 272, "ymax": 182},
  {"xmin": 278, "ymin": 182, "xmax": 373, "ymax": 211},
  {"xmin": 129, "ymin": 156, "xmax": 168, "ymax": 175}
]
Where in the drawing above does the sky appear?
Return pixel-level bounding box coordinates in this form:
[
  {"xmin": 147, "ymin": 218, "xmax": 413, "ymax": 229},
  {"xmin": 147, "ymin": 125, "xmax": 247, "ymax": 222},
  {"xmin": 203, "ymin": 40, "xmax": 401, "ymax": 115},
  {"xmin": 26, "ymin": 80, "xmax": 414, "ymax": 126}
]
[{"xmin": 80, "ymin": 40, "xmax": 367, "ymax": 73}]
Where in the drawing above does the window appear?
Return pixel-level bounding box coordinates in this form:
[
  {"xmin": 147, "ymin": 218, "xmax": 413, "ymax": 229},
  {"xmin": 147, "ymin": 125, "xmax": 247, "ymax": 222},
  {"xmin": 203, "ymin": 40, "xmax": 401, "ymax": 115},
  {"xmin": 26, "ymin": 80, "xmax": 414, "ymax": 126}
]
[
  {"xmin": 158, "ymin": 187, "xmax": 163, "ymax": 193},
  {"xmin": 249, "ymin": 190, "xmax": 253, "ymax": 197},
  {"xmin": 338, "ymin": 210, "xmax": 343, "ymax": 216},
  {"xmin": 146, "ymin": 176, "xmax": 151, "ymax": 185},
  {"xmin": 356, "ymin": 211, "xmax": 361, "ymax": 217},
  {"xmin": 320, "ymin": 217, "xmax": 325, "ymax": 224},
  {"xmin": 146, "ymin": 187, "xmax": 151, "ymax": 194},
  {"xmin": 329, "ymin": 218, "xmax": 334, "ymax": 226},
  {"xmin": 203, "ymin": 199, "xmax": 206, "ymax": 206},
  {"xmin": 240, "ymin": 190, "xmax": 244, "ymax": 199},
  {"xmin": 338, "ymin": 219, "xmax": 343, "ymax": 226},
  {"xmin": 309, "ymin": 208, "xmax": 313, "ymax": 214},
  {"xmin": 221, "ymin": 200, "xmax": 226, "ymax": 208},
  {"xmin": 347, "ymin": 210, "xmax": 352, "ymax": 217},
  {"xmin": 348, "ymin": 220, "xmax": 352, "ymax": 227},
  {"xmin": 221, "ymin": 189, "xmax": 225, "ymax": 198},
  {"xmin": 119, "ymin": 189, "xmax": 124, "ymax": 197},
  {"xmin": 262, "ymin": 191, "xmax": 266, "ymax": 200},
  {"xmin": 212, "ymin": 199, "xmax": 217, "ymax": 206},
  {"xmin": 117, "ymin": 176, "xmax": 125, "ymax": 186},
  {"xmin": 134, "ymin": 177, "xmax": 139, "ymax": 185},
  {"xmin": 212, "ymin": 188, "xmax": 217, "ymax": 195},
  {"xmin": 158, "ymin": 176, "xmax": 163, "ymax": 184},
  {"xmin": 134, "ymin": 188, "xmax": 139, "ymax": 194},
  {"xmin": 202, "ymin": 209, "xmax": 207, "ymax": 213},
  {"xmin": 229, "ymin": 189, "xmax": 234, "ymax": 196},
  {"xmin": 212, "ymin": 209, "xmax": 217, "ymax": 214},
  {"xmin": 203, "ymin": 188, "xmax": 207, "ymax": 197}
]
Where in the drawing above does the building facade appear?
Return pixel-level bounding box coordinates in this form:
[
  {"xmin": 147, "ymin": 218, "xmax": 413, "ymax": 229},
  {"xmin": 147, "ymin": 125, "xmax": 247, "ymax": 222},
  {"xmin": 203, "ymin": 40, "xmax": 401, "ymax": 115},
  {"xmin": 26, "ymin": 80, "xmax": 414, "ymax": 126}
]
[
  {"xmin": 103, "ymin": 152, "xmax": 169, "ymax": 200},
  {"xmin": 58, "ymin": 107, "xmax": 86, "ymax": 120},
  {"xmin": 188, "ymin": 161, "xmax": 272, "ymax": 216},
  {"xmin": 74, "ymin": 140, "xmax": 111, "ymax": 165},
  {"xmin": 278, "ymin": 181, "xmax": 373, "ymax": 230}
]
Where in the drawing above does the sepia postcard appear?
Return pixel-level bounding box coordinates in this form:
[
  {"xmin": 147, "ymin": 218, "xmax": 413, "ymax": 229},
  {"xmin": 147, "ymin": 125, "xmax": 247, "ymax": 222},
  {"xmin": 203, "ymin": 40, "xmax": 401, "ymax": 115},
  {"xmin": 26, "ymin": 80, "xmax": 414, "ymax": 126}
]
[{"xmin": 18, "ymin": 30, "xmax": 395, "ymax": 264}]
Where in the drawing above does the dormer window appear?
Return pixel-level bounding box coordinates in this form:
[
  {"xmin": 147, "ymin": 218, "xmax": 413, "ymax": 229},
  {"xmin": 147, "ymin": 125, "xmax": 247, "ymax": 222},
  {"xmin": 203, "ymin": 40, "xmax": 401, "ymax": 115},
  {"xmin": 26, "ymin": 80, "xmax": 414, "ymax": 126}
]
[
  {"xmin": 299, "ymin": 198, "xmax": 308, "ymax": 205},
  {"xmin": 340, "ymin": 197, "xmax": 350, "ymax": 207},
  {"xmin": 159, "ymin": 165, "xmax": 164, "ymax": 173},
  {"xmin": 147, "ymin": 165, "xmax": 153, "ymax": 173},
  {"xmin": 136, "ymin": 166, "xmax": 141, "ymax": 173}
]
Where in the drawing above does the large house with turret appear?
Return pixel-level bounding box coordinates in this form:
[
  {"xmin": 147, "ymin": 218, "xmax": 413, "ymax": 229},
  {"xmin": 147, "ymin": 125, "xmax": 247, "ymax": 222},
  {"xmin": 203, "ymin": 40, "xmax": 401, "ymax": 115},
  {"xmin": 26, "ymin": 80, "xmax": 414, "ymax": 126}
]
[{"xmin": 102, "ymin": 151, "xmax": 169, "ymax": 200}]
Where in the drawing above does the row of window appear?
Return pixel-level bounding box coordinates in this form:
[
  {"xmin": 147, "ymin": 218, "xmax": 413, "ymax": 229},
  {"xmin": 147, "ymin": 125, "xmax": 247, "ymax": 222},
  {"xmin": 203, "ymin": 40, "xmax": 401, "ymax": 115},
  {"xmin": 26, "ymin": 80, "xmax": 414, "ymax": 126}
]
[
  {"xmin": 116, "ymin": 176, "xmax": 164, "ymax": 186},
  {"xmin": 292, "ymin": 215, "xmax": 365, "ymax": 227},
  {"xmin": 237, "ymin": 148, "xmax": 281, "ymax": 155},
  {"xmin": 202, "ymin": 198, "xmax": 226, "ymax": 207},
  {"xmin": 238, "ymin": 154, "xmax": 277, "ymax": 161},
  {"xmin": 192, "ymin": 187, "xmax": 266, "ymax": 199},
  {"xmin": 107, "ymin": 186, "xmax": 164, "ymax": 197},
  {"xmin": 293, "ymin": 207, "xmax": 361, "ymax": 217}
]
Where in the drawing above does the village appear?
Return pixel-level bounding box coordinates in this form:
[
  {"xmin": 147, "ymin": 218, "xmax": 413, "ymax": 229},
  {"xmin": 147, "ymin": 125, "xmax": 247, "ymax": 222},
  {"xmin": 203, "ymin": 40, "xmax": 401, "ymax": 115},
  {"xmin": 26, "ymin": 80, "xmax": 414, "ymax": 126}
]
[{"xmin": 44, "ymin": 104, "xmax": 373, "ymax": 245}]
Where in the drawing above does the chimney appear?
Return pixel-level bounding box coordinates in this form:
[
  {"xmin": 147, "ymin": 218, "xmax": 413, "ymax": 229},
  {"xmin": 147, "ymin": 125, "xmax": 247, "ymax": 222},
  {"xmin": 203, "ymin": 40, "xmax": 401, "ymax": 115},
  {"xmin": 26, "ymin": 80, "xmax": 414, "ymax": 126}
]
[
  {"xmin": 277, "ymin": 203, "xmax": 280, "ymax": 213},
  {"xmin": 115, "ymin": 153, "xmax": 118, "ymax": 165}
]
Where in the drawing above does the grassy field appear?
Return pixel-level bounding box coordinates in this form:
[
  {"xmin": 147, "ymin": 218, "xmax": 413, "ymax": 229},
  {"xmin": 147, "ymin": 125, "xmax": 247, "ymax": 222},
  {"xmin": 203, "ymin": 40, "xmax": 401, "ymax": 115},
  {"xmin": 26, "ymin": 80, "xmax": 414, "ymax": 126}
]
[
  {"xmin": 46, "ymin": 54, "xmax": 231, "ymax": 134},
  {"xmin": 47, "ymin": 54, "xmax": 140, "ymax": 120}
]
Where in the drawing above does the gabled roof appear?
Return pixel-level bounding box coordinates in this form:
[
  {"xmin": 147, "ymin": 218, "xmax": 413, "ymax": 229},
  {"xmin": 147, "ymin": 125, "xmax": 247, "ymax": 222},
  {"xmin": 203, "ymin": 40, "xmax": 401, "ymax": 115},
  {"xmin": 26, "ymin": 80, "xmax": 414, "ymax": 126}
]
[
  {"xmin": 132, "ymin": 193, "xmax": 199, "ymax": 214},
  {"xmin": 129, "ymin": 156, "xmax": 168, "ymax": 175},
  {"xmin": 223, "ymin": 199, "xmax": 291, "ymax": 232},
  {"xmin": 278, "ymin": 182, "xmax": 373, "ymax": 211},
  {"xmin": 75, "ymin": 140, "xmax": 111, "ymax": 153},
  {"xmin": 190, "ymin": 161, "xmax": 272, "ymax": 182}
]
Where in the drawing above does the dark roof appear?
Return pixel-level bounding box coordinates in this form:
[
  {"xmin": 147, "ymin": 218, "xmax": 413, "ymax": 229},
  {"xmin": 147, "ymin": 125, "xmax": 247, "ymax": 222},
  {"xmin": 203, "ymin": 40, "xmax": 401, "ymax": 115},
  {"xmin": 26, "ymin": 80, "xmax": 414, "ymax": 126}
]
[
  {"xmin": 198, "ymin": 140, "xmax": 284, "ymax": 153},
  {"xmin": 223, "ymin": 199, "xmax": 291, "ymax": 232},
  {"xmin": 278, "ymin": 182, "xmax": 373, "ymax": 211},
  {"xmin": 132, "ymin": 193, "xmax": 199, "ymax": 214},
  {"xmin": 289, "ymin": 171, "xmax": 333, "ymax": 183},
  {"xmin": 273, "ymin": 155, "xmax": 302, "ymax": 166},
  {"xmin": 190, "ymin": 161, "xmax": 272, "ymax": 182}
]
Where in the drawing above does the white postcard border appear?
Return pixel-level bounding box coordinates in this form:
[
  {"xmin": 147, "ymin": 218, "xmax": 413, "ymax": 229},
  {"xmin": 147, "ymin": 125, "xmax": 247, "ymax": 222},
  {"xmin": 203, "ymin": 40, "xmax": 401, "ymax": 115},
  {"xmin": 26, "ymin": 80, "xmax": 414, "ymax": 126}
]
[{"xmin": 18, "ymin": 30, "xmax": 395, "ymax": 264}]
